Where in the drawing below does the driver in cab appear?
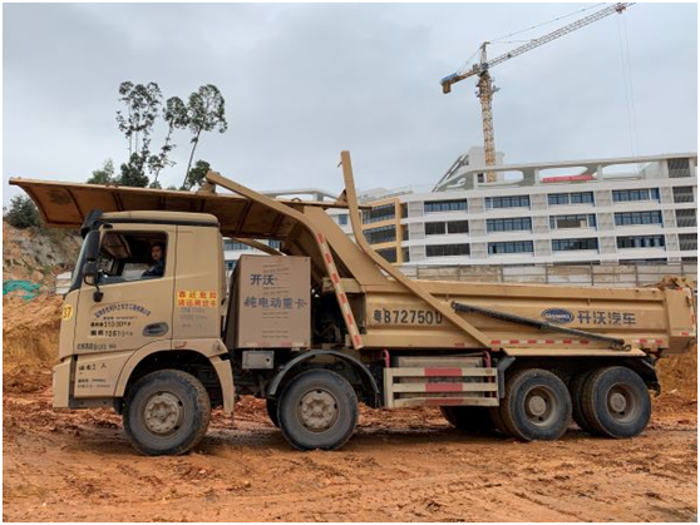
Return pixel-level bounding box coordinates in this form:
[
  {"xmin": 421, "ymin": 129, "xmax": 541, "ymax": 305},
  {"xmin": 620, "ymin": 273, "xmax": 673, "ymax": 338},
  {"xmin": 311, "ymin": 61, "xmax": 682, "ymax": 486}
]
[{"xmin": 142, "ymin": 242, "xmax": 166, "ymax": 278}]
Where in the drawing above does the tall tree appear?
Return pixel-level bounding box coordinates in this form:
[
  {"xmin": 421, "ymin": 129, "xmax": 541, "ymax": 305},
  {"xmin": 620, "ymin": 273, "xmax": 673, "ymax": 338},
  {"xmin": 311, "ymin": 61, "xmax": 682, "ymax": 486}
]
[
  {"xmin": 182, "ymin": 85, "xmax": 228, "ymax": 187},
  {"xmin": 116, "ymin": 81, "xmax": 163, "ymax": 187},
  {"xmin": 148, "ymin": 96, "xmax": 188, "ymax": 185},
  {"xmin": 87, "ymin": 159, "xmax": 115, "ymax": 184}
]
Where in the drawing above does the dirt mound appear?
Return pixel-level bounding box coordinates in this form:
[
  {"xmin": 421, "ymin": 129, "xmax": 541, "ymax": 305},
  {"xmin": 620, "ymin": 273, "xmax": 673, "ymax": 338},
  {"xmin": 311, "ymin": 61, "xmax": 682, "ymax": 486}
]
[{"xmin": 3, "ymin": 294, "xmax": 63, "ymax": 393}]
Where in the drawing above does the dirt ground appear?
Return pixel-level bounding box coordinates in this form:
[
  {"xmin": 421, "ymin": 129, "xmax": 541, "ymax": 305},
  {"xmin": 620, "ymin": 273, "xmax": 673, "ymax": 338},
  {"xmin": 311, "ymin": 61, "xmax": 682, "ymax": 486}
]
[{"xmin": 3, "ymin": 294, "xmax": 698, "ymax": 522}]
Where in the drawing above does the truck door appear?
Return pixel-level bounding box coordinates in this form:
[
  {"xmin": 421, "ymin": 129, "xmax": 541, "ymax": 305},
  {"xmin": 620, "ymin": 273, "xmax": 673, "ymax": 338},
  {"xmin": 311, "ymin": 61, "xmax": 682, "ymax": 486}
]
[{"xmin": 71, "ymin": 224, "xmax": 176, "ymax": 397}]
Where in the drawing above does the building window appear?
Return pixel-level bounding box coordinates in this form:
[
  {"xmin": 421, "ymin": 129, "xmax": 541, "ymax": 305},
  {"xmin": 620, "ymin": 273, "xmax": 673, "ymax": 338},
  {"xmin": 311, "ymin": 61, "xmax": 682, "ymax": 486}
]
[
  {"xmin": 447, "ymin": 220, "xmax": 469, "ymax": 234},
  {"xmin": 425, "ymin": 220, "xmax": 469, "ymax": 235},
  {"xmin": 402, "ymin": 247, "xmax": 411, "ymax": 263},
  {"xmin": 552, "ymin": 238, "xmax": 599, "ymax": 252},
  {"xmin": 676, "ymin": 209, "xmax": 697, "ymax": 228},
  {"xmin": 424, "ymin": 199, "xmax": 467, "ymax": 213},
  {"xmin": 364, "ymin": 224, "xmax": 396, "ymax": 245},
  {"xmin": 617, "ymin": 235, "xmax": 665, "ymax": 249},
  {"xmin": 337, "ymin": 214, "xmax": 348, "ymax": 226},
  {"xmin": 549, "ymin": 214, "xmax": 596, "ymax": 230},
  {"xmin": 673, "ymin": 186, "xmax": 695, "ymax": 203},
  {"xmin": 668, "ymin": 158, "xmax": 691, "ymax": 178},
  {"xmin": 225, "ymin": 260, "xmax": 237, "ymax": 271},
  {"xmin": 363, "ymin": 203, "xmax": 395, "ymax": 224},
  {"xmin": 679, "ymin": 234, "xmax": 697, "ymax": 252},
  {"xmin": 612, "ymin": 188, "xmax": 660, "ymax": 202},
  {"xmin": 548, "ymin": 192, "xmax": 594, "ymax": 206},
  {"xmin": 223, "ymin": 240, "xmax": 251, "ymax": 251},
  {"xmin": 487, "ymin": 217, "xmax": 532, "ymax": 233},
  {"xmin": 488, "ymin": 241, "xmax": 534, "ymax": 254},
  {"xmin": 376, "ymin": 247, "xmax": 397, "ymax": 263},
  {"xmin": 425, "ymin": 222, "xmax": 446, "ymax": 236},
  {"xmin": 402, "ymin": 227, "xmax": 409, "ymax": 241},
  {"xmin": 614, "ymin": 211, "xmax": 663, "ymax": 226},
  {"xmin": 268, "ymin": 240, "xmax": 282, "ymax": 250},
  {"xmin": 485, "ymin": 195, "xmax": 530, "ymax": 209},
  {"xmin": 426, "ymin": 244, "xmax": 470, "ymax": 257}
]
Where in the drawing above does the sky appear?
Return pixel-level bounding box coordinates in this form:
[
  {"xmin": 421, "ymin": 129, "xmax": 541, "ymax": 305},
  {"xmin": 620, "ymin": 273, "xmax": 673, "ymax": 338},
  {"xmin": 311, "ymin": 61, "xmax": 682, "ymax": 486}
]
[{"xmin": 2, "ymin": 2, "xmax": 697, "ymax": 204}]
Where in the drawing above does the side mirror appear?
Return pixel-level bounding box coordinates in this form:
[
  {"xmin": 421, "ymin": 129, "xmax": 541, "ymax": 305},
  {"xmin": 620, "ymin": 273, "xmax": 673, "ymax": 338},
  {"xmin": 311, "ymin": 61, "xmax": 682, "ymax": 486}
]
[{"xmin": 83, "ymin": 260, "xmax": 98, "ymax": 279}]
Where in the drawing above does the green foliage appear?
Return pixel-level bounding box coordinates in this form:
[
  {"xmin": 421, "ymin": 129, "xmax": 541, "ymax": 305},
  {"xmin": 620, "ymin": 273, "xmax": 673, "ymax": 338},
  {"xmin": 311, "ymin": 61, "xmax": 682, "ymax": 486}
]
[
  {"xmin": 183, "ymin": 160, "xmax": 211, "ymax": 190},
  {"xmin": 117, "ymin": 153, "xmax": 149, "ymax": 188},
  {"xmin": 5, "ymin": 195, "xmax": 41, "ymax": 229},
  {"xmin": 87, "ymin": 159, "xmax": 115, "ymax": 184}
]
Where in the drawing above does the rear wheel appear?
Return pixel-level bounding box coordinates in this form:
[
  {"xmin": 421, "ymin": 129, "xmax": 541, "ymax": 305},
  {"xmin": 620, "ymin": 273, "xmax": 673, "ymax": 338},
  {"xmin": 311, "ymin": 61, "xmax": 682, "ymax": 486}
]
[
  {"xmin": 570, "ymin": 371, "xmax": 596, "ymax": 434},
  {"xmin": 278, "ymin": 369, "xmax": 358, "ymax": 451},
  {"xmin": 581, "ymin": 366, "xmax": 651, "ymax": 438},
  {"xmin": 499, "ymin": 369, "xmax": 572, "ymax": 441},
  {"xmin": 440, "ymin": 406, "xmax": 494, "ymax": 432},
  {"xmin": 124, "ymin": 369, "xmax": 211, "ymax": 456}
]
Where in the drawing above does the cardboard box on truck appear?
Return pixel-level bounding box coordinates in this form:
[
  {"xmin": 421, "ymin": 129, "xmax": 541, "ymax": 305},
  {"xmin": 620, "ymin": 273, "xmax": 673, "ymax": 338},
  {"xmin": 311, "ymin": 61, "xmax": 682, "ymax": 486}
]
[{"xmin": 235, "ymin": 255, "xmax": 311, "ymax": 348}]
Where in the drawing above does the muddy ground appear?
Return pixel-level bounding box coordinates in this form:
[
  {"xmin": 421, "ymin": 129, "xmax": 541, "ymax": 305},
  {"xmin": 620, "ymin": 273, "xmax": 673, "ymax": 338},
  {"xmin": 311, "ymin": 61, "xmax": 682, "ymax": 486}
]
[
  {"xmin": 3, "ymin": 294, "xmax": 698, "ymax": 522},
  {"xmin": 3, "ymin": 386, "xmax": 697, "ymax": 522}
]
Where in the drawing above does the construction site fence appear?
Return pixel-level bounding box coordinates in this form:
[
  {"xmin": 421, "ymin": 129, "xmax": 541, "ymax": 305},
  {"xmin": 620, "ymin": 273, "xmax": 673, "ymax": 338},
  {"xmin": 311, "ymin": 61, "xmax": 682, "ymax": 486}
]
[{"xmin": 399, "ymin": 262, "xmax": 698, "ymax": 289}]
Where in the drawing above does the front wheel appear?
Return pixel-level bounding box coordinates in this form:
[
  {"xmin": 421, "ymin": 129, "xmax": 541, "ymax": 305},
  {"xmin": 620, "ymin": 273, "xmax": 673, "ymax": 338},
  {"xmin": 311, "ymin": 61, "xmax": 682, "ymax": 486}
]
[
  {"xmin": 124, "ymin": 369, "xmax": 211, "ymax": 456},
  {"xmin": 278, "ymin": 369, "xmax": 358, "ymax": 451},
  {"xmin": 266, "ymin": 398, "xmax": 280, "ymax": 427}
]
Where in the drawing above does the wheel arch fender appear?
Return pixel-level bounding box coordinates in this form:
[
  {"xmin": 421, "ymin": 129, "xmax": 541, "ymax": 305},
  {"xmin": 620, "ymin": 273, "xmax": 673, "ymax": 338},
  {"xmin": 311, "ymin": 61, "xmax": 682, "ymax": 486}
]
[
  {"xmin": 267, "ymin": 351, "xmax": 380, "ymax": 407},
  {"xmin": 115, "ymin": 339, "xmax": 235, "ymax": 414}
]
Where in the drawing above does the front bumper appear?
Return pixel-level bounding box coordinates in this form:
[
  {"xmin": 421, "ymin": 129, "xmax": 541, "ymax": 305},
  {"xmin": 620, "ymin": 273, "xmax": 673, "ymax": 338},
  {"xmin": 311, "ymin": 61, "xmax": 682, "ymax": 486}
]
[{"xmin": 52, "ymin": 359, "xmax": 72, "ymax": 408}]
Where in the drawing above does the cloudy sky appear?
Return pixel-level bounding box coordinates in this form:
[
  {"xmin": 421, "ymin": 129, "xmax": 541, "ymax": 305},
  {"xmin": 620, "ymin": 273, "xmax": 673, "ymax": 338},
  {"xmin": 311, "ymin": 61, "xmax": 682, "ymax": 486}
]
[{"xmin": 3, "ymin": 2, "xmax": 697, "ymax": 203}]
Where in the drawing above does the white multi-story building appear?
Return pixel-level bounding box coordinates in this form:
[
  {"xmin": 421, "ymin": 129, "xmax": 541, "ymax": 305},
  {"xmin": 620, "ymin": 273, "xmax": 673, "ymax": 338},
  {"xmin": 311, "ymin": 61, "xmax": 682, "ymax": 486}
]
[{"xmin": 224, "ymin": 151, "xmax": 698, "ymax": 269}]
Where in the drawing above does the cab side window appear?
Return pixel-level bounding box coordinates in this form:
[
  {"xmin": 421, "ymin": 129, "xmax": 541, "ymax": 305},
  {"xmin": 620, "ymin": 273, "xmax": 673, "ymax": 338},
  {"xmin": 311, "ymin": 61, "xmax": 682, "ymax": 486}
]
[{"xmin": 97, "ymin": 232, "xmax": 168, "ymax": 285}]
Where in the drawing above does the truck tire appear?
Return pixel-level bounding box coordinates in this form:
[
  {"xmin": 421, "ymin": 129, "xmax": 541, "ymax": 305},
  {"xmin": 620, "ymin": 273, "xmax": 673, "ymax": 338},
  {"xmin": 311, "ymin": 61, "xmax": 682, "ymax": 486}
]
[
  {"xmin": 581, "ymin": 366, "xmax": 651, "ymax": 439},
  {"xmin": 266, "ymin": 398, "xmax": 280, "ymax": 428},
  {"xmin": 570, "ymin": 371, "xmax": 596, "ymax": 434},
  {"xmin": 499, "ymin": 369, "xmax": 572, "ymax": 441},
  {"xmin": 124, "ymin": 369, "xmax": 211, "ymax": 456},
  {"xmin": 440, "ymin": 406, "xmax": 493, "ymax": 432},
  {"xmin": 489, "ymin": 406, "xmax": 511, "ymax": 436},
  {"xmin": 278, "ymin": 369, "xmax": 358, "ymax": 451}
]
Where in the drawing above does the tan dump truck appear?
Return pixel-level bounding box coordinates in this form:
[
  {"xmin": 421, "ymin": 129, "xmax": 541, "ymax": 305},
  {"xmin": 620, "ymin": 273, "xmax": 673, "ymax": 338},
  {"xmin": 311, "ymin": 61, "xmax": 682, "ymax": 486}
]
[{"xmin": 10, "ymin": 152, "xmax": 696, "ymax": 455}]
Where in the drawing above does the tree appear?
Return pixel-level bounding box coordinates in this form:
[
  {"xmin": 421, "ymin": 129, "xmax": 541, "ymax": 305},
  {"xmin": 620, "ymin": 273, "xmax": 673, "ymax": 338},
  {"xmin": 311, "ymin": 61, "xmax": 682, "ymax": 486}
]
[
  {"xmin": 116, "ymin": 82, "xmax": 163, "ymax": 187},
  {"xmin": 87, "ymin": 159, "xmax": 115, "ymax": 184},
  {"xmin": 183, "ymin": 160, "xmax": 211, "ymax": 190},
  {"xmin": 182, "ymin": 85, "xmax": 227, "ymax": 187},
  {"xmin": 117, "ymin": 153, "xmax": 149, "ymax": 188},
  {"xmin": 148, "ymin": 96, "xmax": 188, "ymax": 185},
  {"xmin": 5, "ymin": 195, "xmax": 41, "ymax": 229}
]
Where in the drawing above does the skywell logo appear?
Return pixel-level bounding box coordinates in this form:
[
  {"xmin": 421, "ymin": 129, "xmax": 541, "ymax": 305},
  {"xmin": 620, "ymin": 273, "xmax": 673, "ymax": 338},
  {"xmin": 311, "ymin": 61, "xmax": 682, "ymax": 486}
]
[{"xmin": 541, "ymin": 308, "xmax": 574, "ymax": 324}]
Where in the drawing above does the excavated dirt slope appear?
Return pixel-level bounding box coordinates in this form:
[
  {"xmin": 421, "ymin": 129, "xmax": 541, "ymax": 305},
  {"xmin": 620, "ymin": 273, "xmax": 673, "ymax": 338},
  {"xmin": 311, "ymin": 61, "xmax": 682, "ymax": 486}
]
[{"xmin": 2, "ymin": 292, "xmax": 697, "ymax": 522}]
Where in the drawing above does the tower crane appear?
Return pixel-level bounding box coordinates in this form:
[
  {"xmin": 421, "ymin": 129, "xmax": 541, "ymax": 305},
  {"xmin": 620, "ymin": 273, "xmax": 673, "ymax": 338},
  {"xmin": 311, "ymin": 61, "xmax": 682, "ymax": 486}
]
[{"xmin": 441, "ymin": 3, "xmax": 634, "ymax": 182}]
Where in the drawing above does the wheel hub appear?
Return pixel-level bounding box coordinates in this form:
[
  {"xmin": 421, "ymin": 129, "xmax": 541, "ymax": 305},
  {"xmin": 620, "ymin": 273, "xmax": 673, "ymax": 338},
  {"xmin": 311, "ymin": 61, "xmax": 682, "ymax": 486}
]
[
  {"xmin": 299, "ymin": 389, "xmax": 338, "ymax": 432},
  {"xmin": 144, "ymin": 392, "xmax": 183, "ymax": 435},
  {"xmin": 609, "ymin": 391, "xmax": 628, "ymax": 413},
  {"xmin": 527, "ymin": 395, "xmax": 548, "ymax": 417}
]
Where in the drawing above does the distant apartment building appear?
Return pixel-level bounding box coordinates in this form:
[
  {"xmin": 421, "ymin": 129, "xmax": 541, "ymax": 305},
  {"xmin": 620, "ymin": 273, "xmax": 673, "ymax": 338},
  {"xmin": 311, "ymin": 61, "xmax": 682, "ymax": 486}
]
[{"xmin": 224, "ymin": 151, "xmax": 698, "ymax": 269}]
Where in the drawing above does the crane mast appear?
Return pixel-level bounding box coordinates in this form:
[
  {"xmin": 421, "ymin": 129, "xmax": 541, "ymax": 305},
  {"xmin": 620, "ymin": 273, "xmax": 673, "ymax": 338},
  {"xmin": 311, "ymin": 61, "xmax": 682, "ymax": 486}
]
[{"xmin": 442, "ymin": 3, "xmax": 634, "ymax": 181}]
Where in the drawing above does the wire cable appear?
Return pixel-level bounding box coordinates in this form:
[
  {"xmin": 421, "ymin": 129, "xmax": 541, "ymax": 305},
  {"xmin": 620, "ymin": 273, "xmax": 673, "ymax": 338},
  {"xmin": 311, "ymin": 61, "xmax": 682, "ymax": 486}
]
[{"xmin": 490, "ymin": 3, "xmax": 606, "ymax": 43}]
